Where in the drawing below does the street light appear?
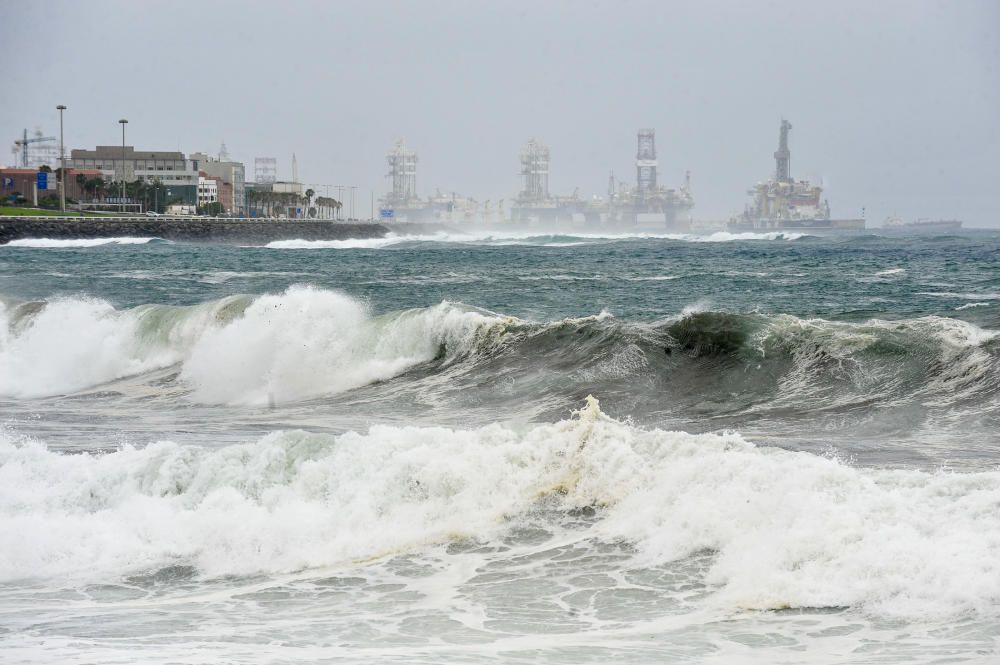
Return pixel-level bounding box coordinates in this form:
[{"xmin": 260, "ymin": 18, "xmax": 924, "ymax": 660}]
[
  {"xmin": 118, "ymin": 118, "xmax": 128, "ymax": 212},
  {"xmin": 56, "ymin": 105, "xmax": 66, "ymax": 213}
]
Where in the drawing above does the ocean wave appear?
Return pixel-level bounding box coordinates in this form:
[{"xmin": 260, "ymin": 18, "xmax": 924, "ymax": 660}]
[
  {"xmin": 264, "ymin": 235, "xmax": 411, "ymax": 249},
  {"xmin": 0, "ymin": 287, "xmax": 498, "ymax": 403},
  {"xmin": 918, "ymin": 292, "xmax": 1000, "ymax": 300},
  {"xmin": 687, "ymin": 231, "xmax": 811, "ymax": 242},
  {"xmin": 4, "ymin": 237, "xmax": 161, "ymax": 248},
  {"xmin": 2, "ymin": 397, "xmax": 997, "ymax": 619},
  {"xmin": 2, "ymin": 291, "xmax": 998, "ymax": 417},
  {"xmin": 262, "ymin": 230, "xmax": 811, "ymax": 249}
]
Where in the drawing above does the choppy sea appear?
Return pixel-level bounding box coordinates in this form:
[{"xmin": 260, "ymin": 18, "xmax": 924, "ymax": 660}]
[{"xmin": 1, "ymin": 228, "xmax": 998, "ymax": 663}]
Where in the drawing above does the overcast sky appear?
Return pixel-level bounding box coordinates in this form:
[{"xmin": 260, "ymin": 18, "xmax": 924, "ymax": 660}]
[{"xmin": 2, "ymin": 0, "xmax": 998, "ymax": 225}]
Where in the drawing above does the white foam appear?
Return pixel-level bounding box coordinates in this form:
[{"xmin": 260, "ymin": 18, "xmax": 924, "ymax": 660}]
[
  {"xmin": 0, "ymin": 297, "xmax": 208, "ymax": 398},
  {"xmin": 0, "ymin": 288, "xmax": 499, "ymax": 403},
  {"xmin": 628, "ymin": 275, "xmax": 681, "ymax": 281},
  {"xmin": 264, "ymin": 234, "xmax": 414, "ymax": 249},
  {"xmin": 956, "ymin": 302, "xmax": 990, "ymax": 310},
  {"xmin": 875, "ymin": 267, "xmax": 907, "ymax": 276},
  {"xmin": 4, "ymin": 237, "xmax": 160, "ymax": 248},
  {"xmin": 918, "ymin": 292, "xmax": 1000, "ymax": 300},
  {"xmin": 180, "ymin": 287, "xmax": 495, "ymax": 405},
  {"xmin": 1, "ymin": 398, "xmax": 997, "ymax": 620},
  {"xmin": 691, "ymin": 231, "xmax": 809, "ymax": 242},
  {"xmin": 263, "ymin": 230, "xmax": 809, "ymax": 249}
]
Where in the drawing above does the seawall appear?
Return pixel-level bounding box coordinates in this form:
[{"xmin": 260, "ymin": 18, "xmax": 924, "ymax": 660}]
[{"xmin": 0, "ymin": 217, "xmax": 394, "ymax": 245}]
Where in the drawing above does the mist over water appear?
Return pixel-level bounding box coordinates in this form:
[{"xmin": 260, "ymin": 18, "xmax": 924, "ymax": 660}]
[{"xmin": 1, "ymin": 230, "xmax": 999, "ymax": 663}]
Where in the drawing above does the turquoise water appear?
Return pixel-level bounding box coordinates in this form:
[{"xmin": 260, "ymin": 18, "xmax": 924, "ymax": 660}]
[{"xmin": 1, "ymin": 229, "xmax": 998, "ymax": 663}]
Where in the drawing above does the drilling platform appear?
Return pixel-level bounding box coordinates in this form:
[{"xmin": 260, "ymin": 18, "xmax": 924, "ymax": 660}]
[
  {"xmin": 728, "ymin": 120, "xmax": 864, "ymax": 231},
  {"xmin": 599, "ymin": 129, "xmax": 694, "ymax": 229},
  {"xmin": 510, "ymin": 129, "xmax": 694, "ymax": 229},
  {"xmin": 378, "ymin": 130, "xmax": 693, "ymax": 228},
  {"xmin": 509, "ymin": 138, "xmax": 587, "ymax": 224},
  {"xmin": 379, "ymin": 140, "xmax": 478, "ymax": 222}
]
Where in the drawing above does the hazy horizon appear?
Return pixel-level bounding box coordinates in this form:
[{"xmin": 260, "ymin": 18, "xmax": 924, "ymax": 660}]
[{"xmin": 2, "ymin": 0, "xmax": 998, "ymax": 225}]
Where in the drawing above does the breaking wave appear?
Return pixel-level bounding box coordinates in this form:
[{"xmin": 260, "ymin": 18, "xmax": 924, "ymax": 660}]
[
  {"xmin": 1, "ymin": 397, "xmax": 998, "ymax": 619},
  {"xmin": 1, "ymin": 289, "xmax": 998, "ymax": 422},
  {"xmin": 0, "ymin": 287, "xmax": 495, "ymax": 402},
  {"xmin": 4, "ymin": 237, "xmax": 162, "ymax": 248},
  {"xmin": 262, "ymin": 230, "xmax": 811, "ymax": 249}
]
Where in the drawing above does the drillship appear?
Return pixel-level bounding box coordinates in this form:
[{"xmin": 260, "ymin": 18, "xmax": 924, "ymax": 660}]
[{"xmin": 728, "ymin": 120, "xmax": 864, "ymax": 231}]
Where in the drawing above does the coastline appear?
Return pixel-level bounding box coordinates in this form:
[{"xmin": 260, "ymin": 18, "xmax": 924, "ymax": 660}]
[{"xmin": 0, "ymin": 217, "xmax": 449, "ymax": 245}]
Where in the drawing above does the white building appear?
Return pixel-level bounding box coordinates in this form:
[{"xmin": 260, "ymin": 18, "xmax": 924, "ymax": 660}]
[
  {"xmin": 198, "ymin": 176, "xmax": 219, "ymax": 207},
  {"xmin": 190, "ymin": 151, "xmax": 246, "ymax": 215}
]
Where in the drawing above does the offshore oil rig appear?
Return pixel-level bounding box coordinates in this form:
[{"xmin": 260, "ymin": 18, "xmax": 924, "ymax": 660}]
[
  {"xmin": 728, "ymin": 119, "xmax": 864, "ymax": 231},
  {"xmin": 379, "ymin": 140, "xmax": 479, "ymax": 223},
  {"xmin": 510, "ymin": 129, "xmax": 694, "ymax": 229},
  {"xmin": 379, "ymin": 130, "xmax": 694, "ymax": 228}
]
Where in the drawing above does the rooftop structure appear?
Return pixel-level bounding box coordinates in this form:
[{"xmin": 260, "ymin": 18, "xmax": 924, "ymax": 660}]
[
  {"xmin": 12, "ymin": 129, "xmax": 58, "ymax": 169},
  {"xmin": 255, "ymin": 157, "xmax": 277, "ymax": 184}
]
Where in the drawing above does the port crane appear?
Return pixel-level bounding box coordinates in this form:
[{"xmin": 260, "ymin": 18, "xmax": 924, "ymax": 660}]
[{"xmin": 12, "ymin": 129, "xmax": 57, "ymax": 168}]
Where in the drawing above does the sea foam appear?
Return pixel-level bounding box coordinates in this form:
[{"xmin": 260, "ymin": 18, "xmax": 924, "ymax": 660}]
[
  {"xmin": 0, "ymin": 287, "xmax": 496, "ymax": 403},
  {"xmin": 4, "ymin": 237, "xmax": 160, "ymax": 248},
  {"xmin": 1, "ymin": 398, "xmax": 997, "ymax": 619}
]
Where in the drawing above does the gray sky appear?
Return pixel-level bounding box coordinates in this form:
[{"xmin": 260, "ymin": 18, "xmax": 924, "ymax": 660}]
[{"xmin": 2, "ymin": 0, "xmax": 998, "ymax": 225}]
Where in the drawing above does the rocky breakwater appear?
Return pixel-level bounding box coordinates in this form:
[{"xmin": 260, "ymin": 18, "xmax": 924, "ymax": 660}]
[{"xmin": 0, "ymin": 217, "xmax": 391, "ymax": 245}]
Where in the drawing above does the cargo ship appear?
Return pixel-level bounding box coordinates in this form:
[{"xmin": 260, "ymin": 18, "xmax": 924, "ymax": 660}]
[
  {"xmin": 728, "ymin": 120, "xmax": 864, "ymax": 232},
  {"xmin": 883, "ymin": 217, "xmax": 963, "ymax": 232}
]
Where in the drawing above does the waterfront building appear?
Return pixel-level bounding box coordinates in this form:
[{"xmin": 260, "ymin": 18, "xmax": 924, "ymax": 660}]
[
  {"xmin": 190, "ymin": 152, "xmax": 245, "ymax": 215},
  {"xmin": 1, "ymin": 166, "xmax": 103, "ymax": 205},
  {"xmin": 67, "ymin": 146, "xmax": 199, "ymax": 205},
  {"xmin": 197, "ymin": 174, "xmax": 219, "ymax": 207}
]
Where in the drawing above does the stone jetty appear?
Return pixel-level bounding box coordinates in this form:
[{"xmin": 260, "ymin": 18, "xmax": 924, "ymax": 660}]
[{"xmin": 0, "ymin": 217, "xmax": 444, "ymax": 245}]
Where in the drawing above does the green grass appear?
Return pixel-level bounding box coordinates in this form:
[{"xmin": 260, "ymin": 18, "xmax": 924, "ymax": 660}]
[{"xmin": 0, "ymin": 206, "xmax": 112, "ymax": 217}]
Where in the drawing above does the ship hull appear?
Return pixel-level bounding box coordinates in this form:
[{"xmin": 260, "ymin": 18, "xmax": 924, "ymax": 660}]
[
  {"xmin": 728, "ymin": 218, "xmax": 865, "ymax": 232},
  {"xmin": 893, "ymin": 221, "xmax": 963, "ymax": 233}
]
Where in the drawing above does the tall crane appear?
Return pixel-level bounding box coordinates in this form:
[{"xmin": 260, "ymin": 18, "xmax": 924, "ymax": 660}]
[{"xmin": 13, "ymin": 129, "xmax": 57, "ymax": 168}]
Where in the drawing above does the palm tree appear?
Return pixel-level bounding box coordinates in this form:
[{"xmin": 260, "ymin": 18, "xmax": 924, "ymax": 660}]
[{"xmin": 304, "ymin": 188, "xmax": 315, "ymax": 219}]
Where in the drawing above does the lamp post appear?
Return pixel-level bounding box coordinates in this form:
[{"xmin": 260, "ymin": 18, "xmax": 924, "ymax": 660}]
[
  {"xmin": 118, "ymin": 118, "xmax": 128, "ymax": 213},
  {"xmin": 57, "ymin": 105, "xmax": 67, "ymax": 213}
]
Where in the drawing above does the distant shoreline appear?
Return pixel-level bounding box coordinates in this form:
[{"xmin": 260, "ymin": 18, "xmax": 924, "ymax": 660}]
[{"xmin": 0, "ymin": 217, "xmax": 446, "ymax": 245}]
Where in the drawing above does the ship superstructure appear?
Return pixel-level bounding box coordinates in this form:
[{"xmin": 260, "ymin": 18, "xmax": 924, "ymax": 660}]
[{"xmin": 729, "ymin": 120, "xmax": 862, "ymax": 231}]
